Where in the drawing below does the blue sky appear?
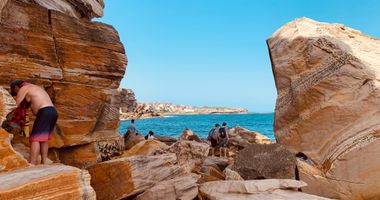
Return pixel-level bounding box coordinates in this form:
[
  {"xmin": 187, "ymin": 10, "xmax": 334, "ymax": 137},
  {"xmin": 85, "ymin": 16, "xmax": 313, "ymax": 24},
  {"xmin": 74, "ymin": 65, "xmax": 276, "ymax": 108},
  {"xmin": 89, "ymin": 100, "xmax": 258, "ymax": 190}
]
[{"xmin": 96, "ymin": 0, "xmax": 380, "ymax": 112}]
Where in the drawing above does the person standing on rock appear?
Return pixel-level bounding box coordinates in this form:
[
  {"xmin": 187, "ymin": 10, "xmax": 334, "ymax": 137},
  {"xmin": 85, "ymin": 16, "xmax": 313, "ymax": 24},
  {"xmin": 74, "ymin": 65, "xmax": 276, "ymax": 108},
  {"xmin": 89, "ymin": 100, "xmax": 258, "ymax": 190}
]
[
  {"xmin": 219, "ymin": 122, "xmax": 229, "ymax": 157},
  {"xmin": 127, "ymin": 119, "xmax": 138, "ymax": 135},
  {"xmin": 207, "ymin": 123, "xmax": 220, "ymax": 156},
  {"xmin": 10, "ymin": 80, "xmax": 58, "ymax": 165}
]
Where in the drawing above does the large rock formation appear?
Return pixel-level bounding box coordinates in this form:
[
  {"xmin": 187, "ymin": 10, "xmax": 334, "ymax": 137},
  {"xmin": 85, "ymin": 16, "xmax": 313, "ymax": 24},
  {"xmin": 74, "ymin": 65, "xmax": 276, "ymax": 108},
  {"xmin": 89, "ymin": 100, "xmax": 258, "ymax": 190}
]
[
  {"xmin": 169, "ymin": 140, "xmax": 209, "ymax": 172},
  {"xmin": 0, "ymin": 0, "xmax": 127, "ymax": 167},
  {"xmin": 232, "ymin": 143, "xmax": 296, "ymax": 180},
  {"xmin": 268, "ymin": 17, "xmax": 380, "ymax": 199},
  {"xmin": 199, "ymin": 179, "xmax": 331, "ymax": 200},
  {"xmin": 87, "ymin": 154, "xmax": 190, "ymax": 200},
  {"xmin": 0, "ymin": 164, "xmax": 96, "ymax": 199}
]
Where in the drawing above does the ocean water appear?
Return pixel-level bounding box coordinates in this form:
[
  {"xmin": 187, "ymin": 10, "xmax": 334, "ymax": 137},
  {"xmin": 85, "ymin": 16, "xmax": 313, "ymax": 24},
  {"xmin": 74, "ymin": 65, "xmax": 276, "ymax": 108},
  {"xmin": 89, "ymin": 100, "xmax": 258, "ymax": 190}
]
[{"xmin": 119, "ymin": 113, "xmax": 275, "ymax": 141}]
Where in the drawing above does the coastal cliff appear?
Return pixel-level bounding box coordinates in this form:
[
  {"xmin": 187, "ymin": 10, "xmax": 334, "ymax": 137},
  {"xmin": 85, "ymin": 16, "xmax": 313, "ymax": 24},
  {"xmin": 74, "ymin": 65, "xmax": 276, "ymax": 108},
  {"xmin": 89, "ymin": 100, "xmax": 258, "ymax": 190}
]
[{"xmin": 268, "ymin": 17, "xmax": 380, "ymax": 199}]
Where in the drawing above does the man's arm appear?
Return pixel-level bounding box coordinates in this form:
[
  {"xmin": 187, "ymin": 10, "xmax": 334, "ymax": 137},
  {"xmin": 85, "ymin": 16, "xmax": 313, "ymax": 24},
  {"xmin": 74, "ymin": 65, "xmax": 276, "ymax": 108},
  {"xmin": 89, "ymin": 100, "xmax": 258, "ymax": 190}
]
[{"xmin": 15, "ymin": 86, "xmax": 28, "ymax": 106}]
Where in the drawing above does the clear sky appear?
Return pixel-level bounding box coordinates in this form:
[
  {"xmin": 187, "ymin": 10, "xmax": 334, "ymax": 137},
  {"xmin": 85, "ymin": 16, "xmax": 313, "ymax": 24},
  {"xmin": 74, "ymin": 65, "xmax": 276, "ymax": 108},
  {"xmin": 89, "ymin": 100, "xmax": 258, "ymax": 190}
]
[{"xmin": 96, "ymin": 0, "xmax": 380, "ymax": 112}]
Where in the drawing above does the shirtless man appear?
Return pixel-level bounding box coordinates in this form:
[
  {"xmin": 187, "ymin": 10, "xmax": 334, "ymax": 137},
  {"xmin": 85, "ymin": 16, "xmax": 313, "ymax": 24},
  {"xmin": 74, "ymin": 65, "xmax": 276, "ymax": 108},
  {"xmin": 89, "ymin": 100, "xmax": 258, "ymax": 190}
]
[{"xmin": 10, "ymin": 80, "xmax": 58, "ymax": 165}]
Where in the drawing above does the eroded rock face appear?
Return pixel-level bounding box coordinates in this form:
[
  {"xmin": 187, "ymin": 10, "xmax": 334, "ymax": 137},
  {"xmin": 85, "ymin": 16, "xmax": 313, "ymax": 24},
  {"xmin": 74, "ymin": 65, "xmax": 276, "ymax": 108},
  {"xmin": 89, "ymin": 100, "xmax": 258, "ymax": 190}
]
[
  {"xmin": 268, "ymin": 17, "xmax": 380, "ymax": 199},
  {"xmin": 19, "ymin": 0, "xmax": 104, "ymax": 19},
  {"xmin": 199, "ymin": 179, "xmax": 330, "ymax": 200},
  {"xmin": 232, "ymin": 143, "xmax": 296, "ymax": 180},
  {"xmin": 169, "ymin": 140, "xmax": 209, "ymax": 172},
  {"xmin": 137, "ymin": 174, "xmax": 200, "ymax": 200},
  {"xmin": 121, "ymin": 140, "xmax": 168, "ymax": 158},
  {"xmin": 0, "ymin": 0, "xmax": 127, "ymax": 167},
  {"xmin": 0, "ymin": 164, "xmax": 96, "ymax": 200},
  {"xmin": 87, "ymin": 154, "xmax": 189, "ymax": 200},
  {"xmin": 0, "ymin": 128, "xmax": 29, "ymax": 172}
]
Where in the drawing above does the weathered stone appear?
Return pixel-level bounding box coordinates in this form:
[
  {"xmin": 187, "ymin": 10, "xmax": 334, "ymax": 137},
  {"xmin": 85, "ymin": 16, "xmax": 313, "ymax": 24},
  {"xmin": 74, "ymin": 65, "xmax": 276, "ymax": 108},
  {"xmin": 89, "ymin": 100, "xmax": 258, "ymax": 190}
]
[
  {"xmin": 119, "ymin": 88, "xmax": 137, "ymax": 114},
  {"xmin": 124, "ymin": 133, "xmax": 145, "ymax": 150},
  {"xmin": 21, "ymin": 0, "xmax": 104, "ymax": 19},
  {"xmin": 169, "ymin": 140, "xmax": 209, "ymax": 172},
  {"xmin": 228, "ymin": 126, "xmax": 272, "ymax": 149},
  {"xmin": 199, "ymin": 179, "xmax": 330, "ymax": 200},
  {"xmin": 0, "ymin": 164, "xmax": 96, "ymax": 200},
  {"xmin": 201, "ymin": 156, "xmax": 229, "ymax": 173},
  {"xmin": 0, "ymin": 0, "xmax": 127, "ymax": 166},
  {"xmin": 87, "ymin": 154, "xmax": 189, "ymax": 200},
  {"xmin": 178, "ymin": 128, "xmax": 202, "ymax": 142},
  {"xmin": 122, "ymin": 140, "xmax": 168, "ymax": 158},
  {"xmin": 155, "ymin": 135, "xmax": 177, "ymax": 146},
  {"xmin": 224, "ymin": 168, "xmax": 244, "ymax": 181},
  {"xmin": 137, "ymin": 174, "xmax": 200, "ymax": 200},
  {"xmin": 268, "ymin": 17, "xmax": 380, "ymax": 199},
  {"xmin": 0, "ymin": 129, "xmax": 29, "ymax": 172},
  {"xmin": 232, "ymin": 143, "xmax": 296, "ymax": 179}
]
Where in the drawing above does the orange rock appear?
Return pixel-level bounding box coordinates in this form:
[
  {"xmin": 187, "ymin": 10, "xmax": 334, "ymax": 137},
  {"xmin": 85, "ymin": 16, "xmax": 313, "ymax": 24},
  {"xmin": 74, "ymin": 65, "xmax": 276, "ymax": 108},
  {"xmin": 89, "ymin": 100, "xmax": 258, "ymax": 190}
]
[
  {"xmin": 122, "ymin": 140, "xmax": 168, "ymax": 158},
  {"xmin": 0, "ymin": 0, "xmax": 127, "ymax": 166},
  {"xmin": 169, "ymin": 140, "xmax": 209, "ymax": 172},
  {"xmin": 0, "ymin": 164, "xmax": 96, "ymax": 200},
  {"xmin": 0, "ymin": 128, "xmax": 29, "ymax": 172}
]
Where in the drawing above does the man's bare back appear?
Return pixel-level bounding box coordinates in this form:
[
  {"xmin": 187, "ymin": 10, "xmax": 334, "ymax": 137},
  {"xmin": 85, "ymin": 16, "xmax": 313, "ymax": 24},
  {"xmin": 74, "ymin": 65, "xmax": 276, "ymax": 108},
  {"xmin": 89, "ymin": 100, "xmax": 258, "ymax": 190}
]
[{"xmin": 16, "ymin": 84, "xmax": 54, "ymax": 115}]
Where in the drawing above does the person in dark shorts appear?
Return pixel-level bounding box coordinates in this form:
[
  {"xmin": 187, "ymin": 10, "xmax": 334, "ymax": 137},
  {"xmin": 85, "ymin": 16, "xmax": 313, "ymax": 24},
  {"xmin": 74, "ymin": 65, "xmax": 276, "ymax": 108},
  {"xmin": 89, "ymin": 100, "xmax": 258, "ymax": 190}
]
[
  {"xmin": 207, "ymin": 123, "xmax": 220, "ymax": 156},
  {"xmin": 10, "ymin": 80, "xmax": 58, "ymax": 165},
  {"xmin": 219, "ymin": 122, "xmax": 229, "ymax": 157}
]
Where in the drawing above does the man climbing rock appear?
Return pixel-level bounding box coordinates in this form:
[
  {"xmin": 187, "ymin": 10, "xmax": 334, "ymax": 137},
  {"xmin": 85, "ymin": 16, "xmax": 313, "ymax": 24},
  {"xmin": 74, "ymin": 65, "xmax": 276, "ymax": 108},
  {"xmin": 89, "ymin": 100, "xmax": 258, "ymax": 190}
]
[{"xmin": 10, "ymin": 80, "xmax": 58, "ymax": 165}]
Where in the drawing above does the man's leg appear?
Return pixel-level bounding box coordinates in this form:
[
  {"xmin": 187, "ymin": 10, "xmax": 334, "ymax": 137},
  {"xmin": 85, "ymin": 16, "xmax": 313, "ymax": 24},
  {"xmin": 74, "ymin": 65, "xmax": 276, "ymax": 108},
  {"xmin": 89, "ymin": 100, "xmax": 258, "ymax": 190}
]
[
  {"xmin": 219, "ymin": 147, "xmax": 222, "ymax": 157},
  {"xmin": 30, "ymin": 141, "xmax": 40, "ymax": 165},
  {"xmin": 40, "ymin": 142, "xmax": 49, "ymax": 164}
]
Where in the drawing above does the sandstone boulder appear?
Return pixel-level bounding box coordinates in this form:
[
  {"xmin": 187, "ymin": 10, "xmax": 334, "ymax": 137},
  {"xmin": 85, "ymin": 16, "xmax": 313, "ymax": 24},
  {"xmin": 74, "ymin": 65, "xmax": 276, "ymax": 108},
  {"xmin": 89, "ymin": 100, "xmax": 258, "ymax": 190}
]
[
  {"xmin": 178, "ymin": 128, "xmax": 202, "ymax": 142},
  {"xmin": 228, "ymin": 126, "xmax": 272, "ymax": 149},
  {"xmin": 232, "ymin": 143, "xmax": 296, "ymax": 180},
  {"xmin": 137, "ymin": 173, "xmax": 200, "ymax": 200},
  {"xmin": 155, "ymin": 135, "xmax": 177, "ymax": 146},
  {"xmin": 201, "ymin": 156, "xmax": 229, "ymax": 173},
  {"xmin": 199, "ymin": 179, "xmax": 330, "ymax": 200},
  {"xmin": 0, "ymin": 128, "xmax": 29, "ymax": 172},
  {"xmin": 169, "ymin": 140, "xmax": 209, "ymax": 172},
  {"xmin": 0, "ymin": 164, "xmax": 96, "ymax": 200},
  {"xmin": 124, "ymin": 133, "xmax": 145, "ymax": 150},
  {"xmin": 268, "ymin": 17, "xmax": 380, "ymax": 199},
  {"xmin": 224, "ymin": 168, "xmax": 244, "ymax": 181},
  {"xmin": 20, "ymin": 0, "xmax": 104, "ymax": 19},
  {"xmin": 122, "ymin": 140, "xmax": 168, "ymax": 158},
  {"xmin": 87, "ymin": 154, "xmax": 190, "ymax": 200},
  {"xmin": 0, "ymin": 0, "xmax": 127, "ymax": 166}
]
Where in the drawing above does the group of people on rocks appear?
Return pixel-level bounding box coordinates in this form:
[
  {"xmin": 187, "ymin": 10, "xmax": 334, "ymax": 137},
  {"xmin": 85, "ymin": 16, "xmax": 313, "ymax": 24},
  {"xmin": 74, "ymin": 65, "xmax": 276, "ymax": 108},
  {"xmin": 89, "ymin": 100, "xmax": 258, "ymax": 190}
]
[
  {"xmin": 124, "ymin": 119, "xmax": 230, "ymax": 157},
  {"xmin": 207, "ymin": 122, "xmax": 229, "ymax": 157}
]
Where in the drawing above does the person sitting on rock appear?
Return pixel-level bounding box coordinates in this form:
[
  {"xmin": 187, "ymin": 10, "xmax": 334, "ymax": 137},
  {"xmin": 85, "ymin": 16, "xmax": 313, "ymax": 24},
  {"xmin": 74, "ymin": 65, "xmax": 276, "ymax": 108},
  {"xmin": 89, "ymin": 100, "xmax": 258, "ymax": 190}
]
[
  {"xmin": 218, "ymin": 122, "xmax": 229, "ymax": 157},
  {"xmin": 145, "ymin": 130, "xmax": 155, "ymax": 140},
  {"xmin": 207, "ymin": 123, "xmax": 220, "ymax": 156},
  {"xmin": 10, "ymin": 80, "xmax": 58, "ymax": 165},
  {"xmin": 127, "ymin": 119, "xmax": 138, "ymax": 135}
]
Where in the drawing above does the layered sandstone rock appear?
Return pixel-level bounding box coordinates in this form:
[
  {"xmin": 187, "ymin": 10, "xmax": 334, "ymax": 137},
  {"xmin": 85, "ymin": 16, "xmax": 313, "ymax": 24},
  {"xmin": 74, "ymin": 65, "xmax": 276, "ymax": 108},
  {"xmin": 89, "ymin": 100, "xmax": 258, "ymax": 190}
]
[
  {"xmin": 137, "ymin": 174, "xmax": 200, "ymax": 200},
  {"xmin": 119, "ymin": 88, "xmax": 138, "ymax": 114},
  {"xmin": 268, "ymin": 17, "xmax": 380, "ymax": 199},
  {"xmin": 0, "ymin": 128, "xmax": 29, "ymax": 172},
  {"xmin": 124, "ymin": 133, "xmax": 145, "ymax": 150},
  {"xmin": 18, "ymin": 0, "xmax": 104, "ymax": 19},
  {"xmin": 0, "ymin": 164, "xmax": 96, "ymax": 200},
  {"xmin": 199, "ymin": 179, "xmax": 330, "ymax": 200},
  {"xmin": 0, "ymin": 0, "xmax": 127, "ymax": 167},
  {"xmin": 169, "ymin": 140, "xmax": 209, "ymax": 172},
  {"xmin": 232, "ymin": 143, "xmax": 296, "ymax": 180},
  {"xmin": 87, "ymin": 154, "xmax": 190, "ymax": 200},
  {"xmin": 228, "ymin": 126, "xmax": 272, "ymax": 148},
  {"xmin": 121, "ymin": 140, "xmax": 168, "ymax": 158}
]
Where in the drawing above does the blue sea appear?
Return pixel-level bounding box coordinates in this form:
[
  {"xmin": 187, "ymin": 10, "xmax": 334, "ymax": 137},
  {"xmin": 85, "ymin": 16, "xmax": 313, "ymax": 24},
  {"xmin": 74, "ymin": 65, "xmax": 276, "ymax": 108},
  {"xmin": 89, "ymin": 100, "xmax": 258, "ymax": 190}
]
[{"xmin": 119, "ymin": 113, "xmax": 275, "ymax": 141}]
